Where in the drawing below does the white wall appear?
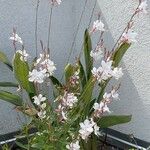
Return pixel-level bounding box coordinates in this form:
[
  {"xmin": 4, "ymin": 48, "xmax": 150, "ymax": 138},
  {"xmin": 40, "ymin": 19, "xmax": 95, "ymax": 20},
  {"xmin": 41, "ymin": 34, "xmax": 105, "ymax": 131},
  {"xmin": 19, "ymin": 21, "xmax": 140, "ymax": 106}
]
[
  {"xmin": 98, "ymin": 0, "xmax": 150, "ymax": 141},
  {"xmin": 0, "ymin": 0, "xmax": 101, "ymax": 135},
  {"xmin": 0, "ymin": 0, "xmax": 76, "ymax": 135}
]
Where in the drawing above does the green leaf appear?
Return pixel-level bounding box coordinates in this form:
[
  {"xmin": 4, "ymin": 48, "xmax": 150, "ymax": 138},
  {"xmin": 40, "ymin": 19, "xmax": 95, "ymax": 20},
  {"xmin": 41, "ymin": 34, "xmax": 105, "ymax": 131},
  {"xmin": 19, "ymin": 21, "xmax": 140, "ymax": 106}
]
[
  {"xmin": 15, "ymin": 141, "xmax": 28, "ymax": 150},
  {"xmin": 70, "ymin": 77, "xmax": 95, "ymax": 119},
  {"xmin": 64, "ymin": 64, "xmax": 74, "ymax": 83},
  {"xmin": 50, "ymin": 76, "xmax": 63, "ymax": 98},
  {"xmin": 83, "ymin": 29, "xmax": 93, "ymax": 80},
  {"xmin": 79, "ymin": 77, "xmax": 95, "ymax": 104},
  {"xmin": 0, "ymin": 51, "xmax": 13, "ymax": 70},
  {"xmin": 13, "ymin": 52, "xmax": 35, "ymax": 94},
  {"xmin": 0, "ymin": 90, "xmax": 23, "ymax": 106},
  {"xmin": 78, "ymin": 60, "xmax": 87, "ymax": 89},
  {"xmin": 112, "ymin": 43, "xmax": 131, "ymax": 67},
  {"xmin": 98, "ymin": 115, "xmax": 132, "ymax": 128},
  {"xmin": 50, "ymin": 76, "xmax": 63, "ymax": 88},
  {"xmin": 0, "ymin": 82, "xmax": 18, "ymax": 87}
]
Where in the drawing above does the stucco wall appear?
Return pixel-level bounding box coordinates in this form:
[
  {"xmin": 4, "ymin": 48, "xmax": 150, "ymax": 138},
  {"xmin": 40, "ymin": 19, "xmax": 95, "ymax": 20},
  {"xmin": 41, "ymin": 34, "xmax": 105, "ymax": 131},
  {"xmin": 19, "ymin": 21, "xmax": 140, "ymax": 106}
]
[
  {"xmin": 0, "ymin": 0, "xmax": 150, "ymax": 142},
  {"xmin": 0, "ymin": 0, "xmax": 76, "ymax": 135},
  {"xmin": 0, "ymin": 0, "xmax": 101, "ymax": 135}
]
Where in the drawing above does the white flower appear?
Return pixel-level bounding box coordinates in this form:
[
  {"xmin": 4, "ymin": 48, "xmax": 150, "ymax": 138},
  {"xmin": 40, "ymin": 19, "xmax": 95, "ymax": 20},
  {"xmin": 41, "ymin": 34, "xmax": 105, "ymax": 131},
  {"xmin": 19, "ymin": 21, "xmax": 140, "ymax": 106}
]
[
  {"xmin": 138, "ymin": 0, "xmax": 148, "ymax": 14},
  {"xmin": 61, "ymin": 110, "xmax": 68, "ymax": 120},
  {"xmin": 56, "ymin": 0, "xmax": 62, "ymax": 4},
  {"xmin": 79, "ymin": 119, "xmax": 94, "ymax": 140},
  {"xmin": 93, "ymin": 102, "xmax": 110, "ymax": 117},
  {"xmin": 121, "ymin": 29, "xmax": 138, "ymax": 43},
  {"xmin": 33, "ymin": 94, "xmax": 46, "ymax": 106},
  {"xmin": 93, "ymin": 124, "xmax": 101, "ymax": 136},
  {"xmin": 103, "ymin": 93, "xmax": 111, "ymax": 100},
  {"xmin": 56, "ymin": 104, "xmax": 68, "ymax": 120},
  {"xmin": 10, "ymin": 33, "xmax": 23, "ymax": 44},
  {"xmin": 112, "ymin": 67, "xmax": 123, "ymax": 80},
  {"xmin": 62, "ymin": 92, "xmax": 78, "ymax": 108},
  {"xmin": 34, "ymin": 54, "xmax": 56, "ymax": 76},
  {"xmin": 66, "ymin": 141, "xmax": 80, "ymax": 150},
  {"xmin": 111, "ymin": 89, "xmax": 119, "ymax": 100},
  {"xmin": 16, "ymin": 50, "xmax": 29, "ymax": 61},
  {"xmin": 92, "ymin": 60, "xmax": 113, "ymax": 82},
  {"xmin": 35, "ymin": 53, "xmax": 47, "ymax": 66},
  {"xmin": 70, "ymin": 71, "xmax": 79, "ymax": 86},
  {"xmin": 37, "ymin": 110, "xmax": 46, "ymax": 119},
  {"xmin": 92, "ymin": 20, "xmax": 105, "ymax": 32},
  {"xmin": 90, "ymin": 47, "xmax": 103, "ymax": 61},
  {"xmin": 29, "ymin": 69, "xmax": 47, "ymax": 83},
  {"xmin": 51, "ymin": 0, "xmax": 62, "ymax": 5},
  {"xmin": 41, "ymin": 59, "xmax": 56, "ymax": 76}
]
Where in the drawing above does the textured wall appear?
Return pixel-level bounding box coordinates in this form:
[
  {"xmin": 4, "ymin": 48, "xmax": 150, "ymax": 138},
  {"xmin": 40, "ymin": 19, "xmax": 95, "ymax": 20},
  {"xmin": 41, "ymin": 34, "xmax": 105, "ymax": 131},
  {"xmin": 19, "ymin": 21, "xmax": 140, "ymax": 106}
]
[
  {"xmin": 98, "ymin": 0, "xmax": 150, "ymax": 141},
  {"xmin": 0, "ymin": 0, "xmax": 101, "ymax": 135},
  {"xmin": 0, "ymin": 0, "xmax": 76, "ymax": 135}
]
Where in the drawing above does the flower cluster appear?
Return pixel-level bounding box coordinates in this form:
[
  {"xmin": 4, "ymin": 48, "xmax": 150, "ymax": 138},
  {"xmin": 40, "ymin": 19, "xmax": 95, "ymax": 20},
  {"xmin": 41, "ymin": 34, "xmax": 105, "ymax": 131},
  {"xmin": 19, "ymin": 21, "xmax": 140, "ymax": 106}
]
[
  {"xmin": 66, "ymin": 141, "xmax": 80, "ymax": 150},
  {"xmin": 92, "ymin": 20, "xmax": 105, "ymax": 33},
  {"xmin": 69, "ymin": 71, "xmax": 80, "ymax": 86},
  {"xmin": 33, "ymin": 94, "xmax": 47, "ymax": 119},
  {"xmin": 10, "ymin": 33, "xmax": 23, "ymax": 45},
  {"xmin": 92, "ymin": 60, "xmax": 123, "ymax": 83},
  {"xmin": 16, "ymin": 49, "xmax": 29, "ymax": 62},
  {"xmin": 51, "ymin": 0, "xmax": 62, "ymax": 5},
  {"xmin": 90, "ymin": 44, "xmax": 103, "ymax": 61},
  {"xmin": 79, "ymin": 118, "xmax": 100, "ymax": 140},
  {"xmin": 138, "ymin": 0, "xmax": 148, "ymax": 14},
  {"xmin": 121, "ymin": 29, "xmax": 138, "ymax": 44},
  {"xmin": 56, "ymin": 92, "xmax": 78, "ymax": 120},
  {"xmin": 93, "ymin": 89, "xmax": 119, "ymax": 118},
  {"xmin": 29, "ymin": 53, "xmax": 56, "ymax": 83}
]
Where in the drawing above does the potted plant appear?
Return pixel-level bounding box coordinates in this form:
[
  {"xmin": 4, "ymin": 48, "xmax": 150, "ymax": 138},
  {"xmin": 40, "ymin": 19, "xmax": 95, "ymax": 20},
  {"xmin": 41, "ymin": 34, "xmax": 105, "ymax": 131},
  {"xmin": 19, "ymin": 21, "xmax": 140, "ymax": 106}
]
[{"xmin": 0, "ymin": 0, "xmax": 148, "ymax": 149}]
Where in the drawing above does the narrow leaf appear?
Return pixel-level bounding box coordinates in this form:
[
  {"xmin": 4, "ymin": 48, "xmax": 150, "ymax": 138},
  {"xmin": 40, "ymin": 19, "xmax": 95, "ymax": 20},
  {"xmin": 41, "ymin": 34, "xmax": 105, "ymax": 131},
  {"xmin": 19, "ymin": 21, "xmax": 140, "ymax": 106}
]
[
  {"xmin": 15, "ymin": 106, "xmax": 37, "ymax": 116},
  {"xmin": 70, "ymin": 77, "xmax": 95, "ymax": 118},
  {"xmin": 15, "ymin": 141, "xmax": 28, "ymax": 150},
  {"xmin": 0, "ymin": 90, "xmax": 23, "ymax": 106},
  {"xmin": 50, "ymin": 76, "xmax": 63, "ymax": 88},
  {"xmin": 78, "ymin": 60, "xmax": 87, "ymax": 89},
  {"xmin": 112, "ymin": 43, "xmax": 131, "ymax": 67},
  {"xmin": 0, "ymin": 82, "xmax": 18, "ymax": 87},
  {"xmin": 50, "ymin": 76, "xmax": 63, "ymax": 98},
  {"xmin": 83, "ymin": 29, "xmax": 93, "ymax": 80},
  {"xmin": 13, "ymin": 52, "xmax": 35, "ymax": 94},
  {"xmin": 98, "ymin": 115, "xmax": 132, "ymax": 128},
  {"xmin": 0, "ymin": 51, "xmax": 13, "ymax": 70},
  {"xmin": 64, "ymin": 64, "xmax": 74, "ymax": 83},
  {"xmin": 79, "ymin": 77, "xmax": 95, "ymax": 104}
]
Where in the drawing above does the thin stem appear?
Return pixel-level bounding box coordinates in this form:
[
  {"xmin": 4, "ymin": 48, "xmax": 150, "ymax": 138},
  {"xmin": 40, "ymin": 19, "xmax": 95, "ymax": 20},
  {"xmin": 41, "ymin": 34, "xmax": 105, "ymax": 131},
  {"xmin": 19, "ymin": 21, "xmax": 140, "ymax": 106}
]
[
  {"xmin": 60, "ymin": 0, "xmax": 88, "ymax": 81},
  {"xmin": 35, "ymin": 0, "xmax": 40, "ymax": 57},
  {"xmin": 88, "ymin": 0, "xmax": 97, "ymax": 29},
  {"xmin": 13, "ymin": 28, "xmax": 17, "ymax": 52},
  {"xmin": 66, "ymin": 0, "xmax": 88, "ymax": 64},
  {"xmin": 78, "ymin": 0, "xmax": 97, "ymax": 59},
  {"xmin": 111, "ymin": 1, "xmax": 141, "ymax": 52},
  {"xmin": 47, "ymin": 5, "xmax": 53, "ymax": 56}
]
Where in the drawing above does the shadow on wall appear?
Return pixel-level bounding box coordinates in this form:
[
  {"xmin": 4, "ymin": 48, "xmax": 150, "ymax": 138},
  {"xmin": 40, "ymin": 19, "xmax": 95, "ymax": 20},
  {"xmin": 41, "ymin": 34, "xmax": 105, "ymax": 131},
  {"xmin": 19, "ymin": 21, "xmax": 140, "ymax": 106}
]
[{"xmin": 110, "ymin": 64, "xmax": 150, "ymax": 142}]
